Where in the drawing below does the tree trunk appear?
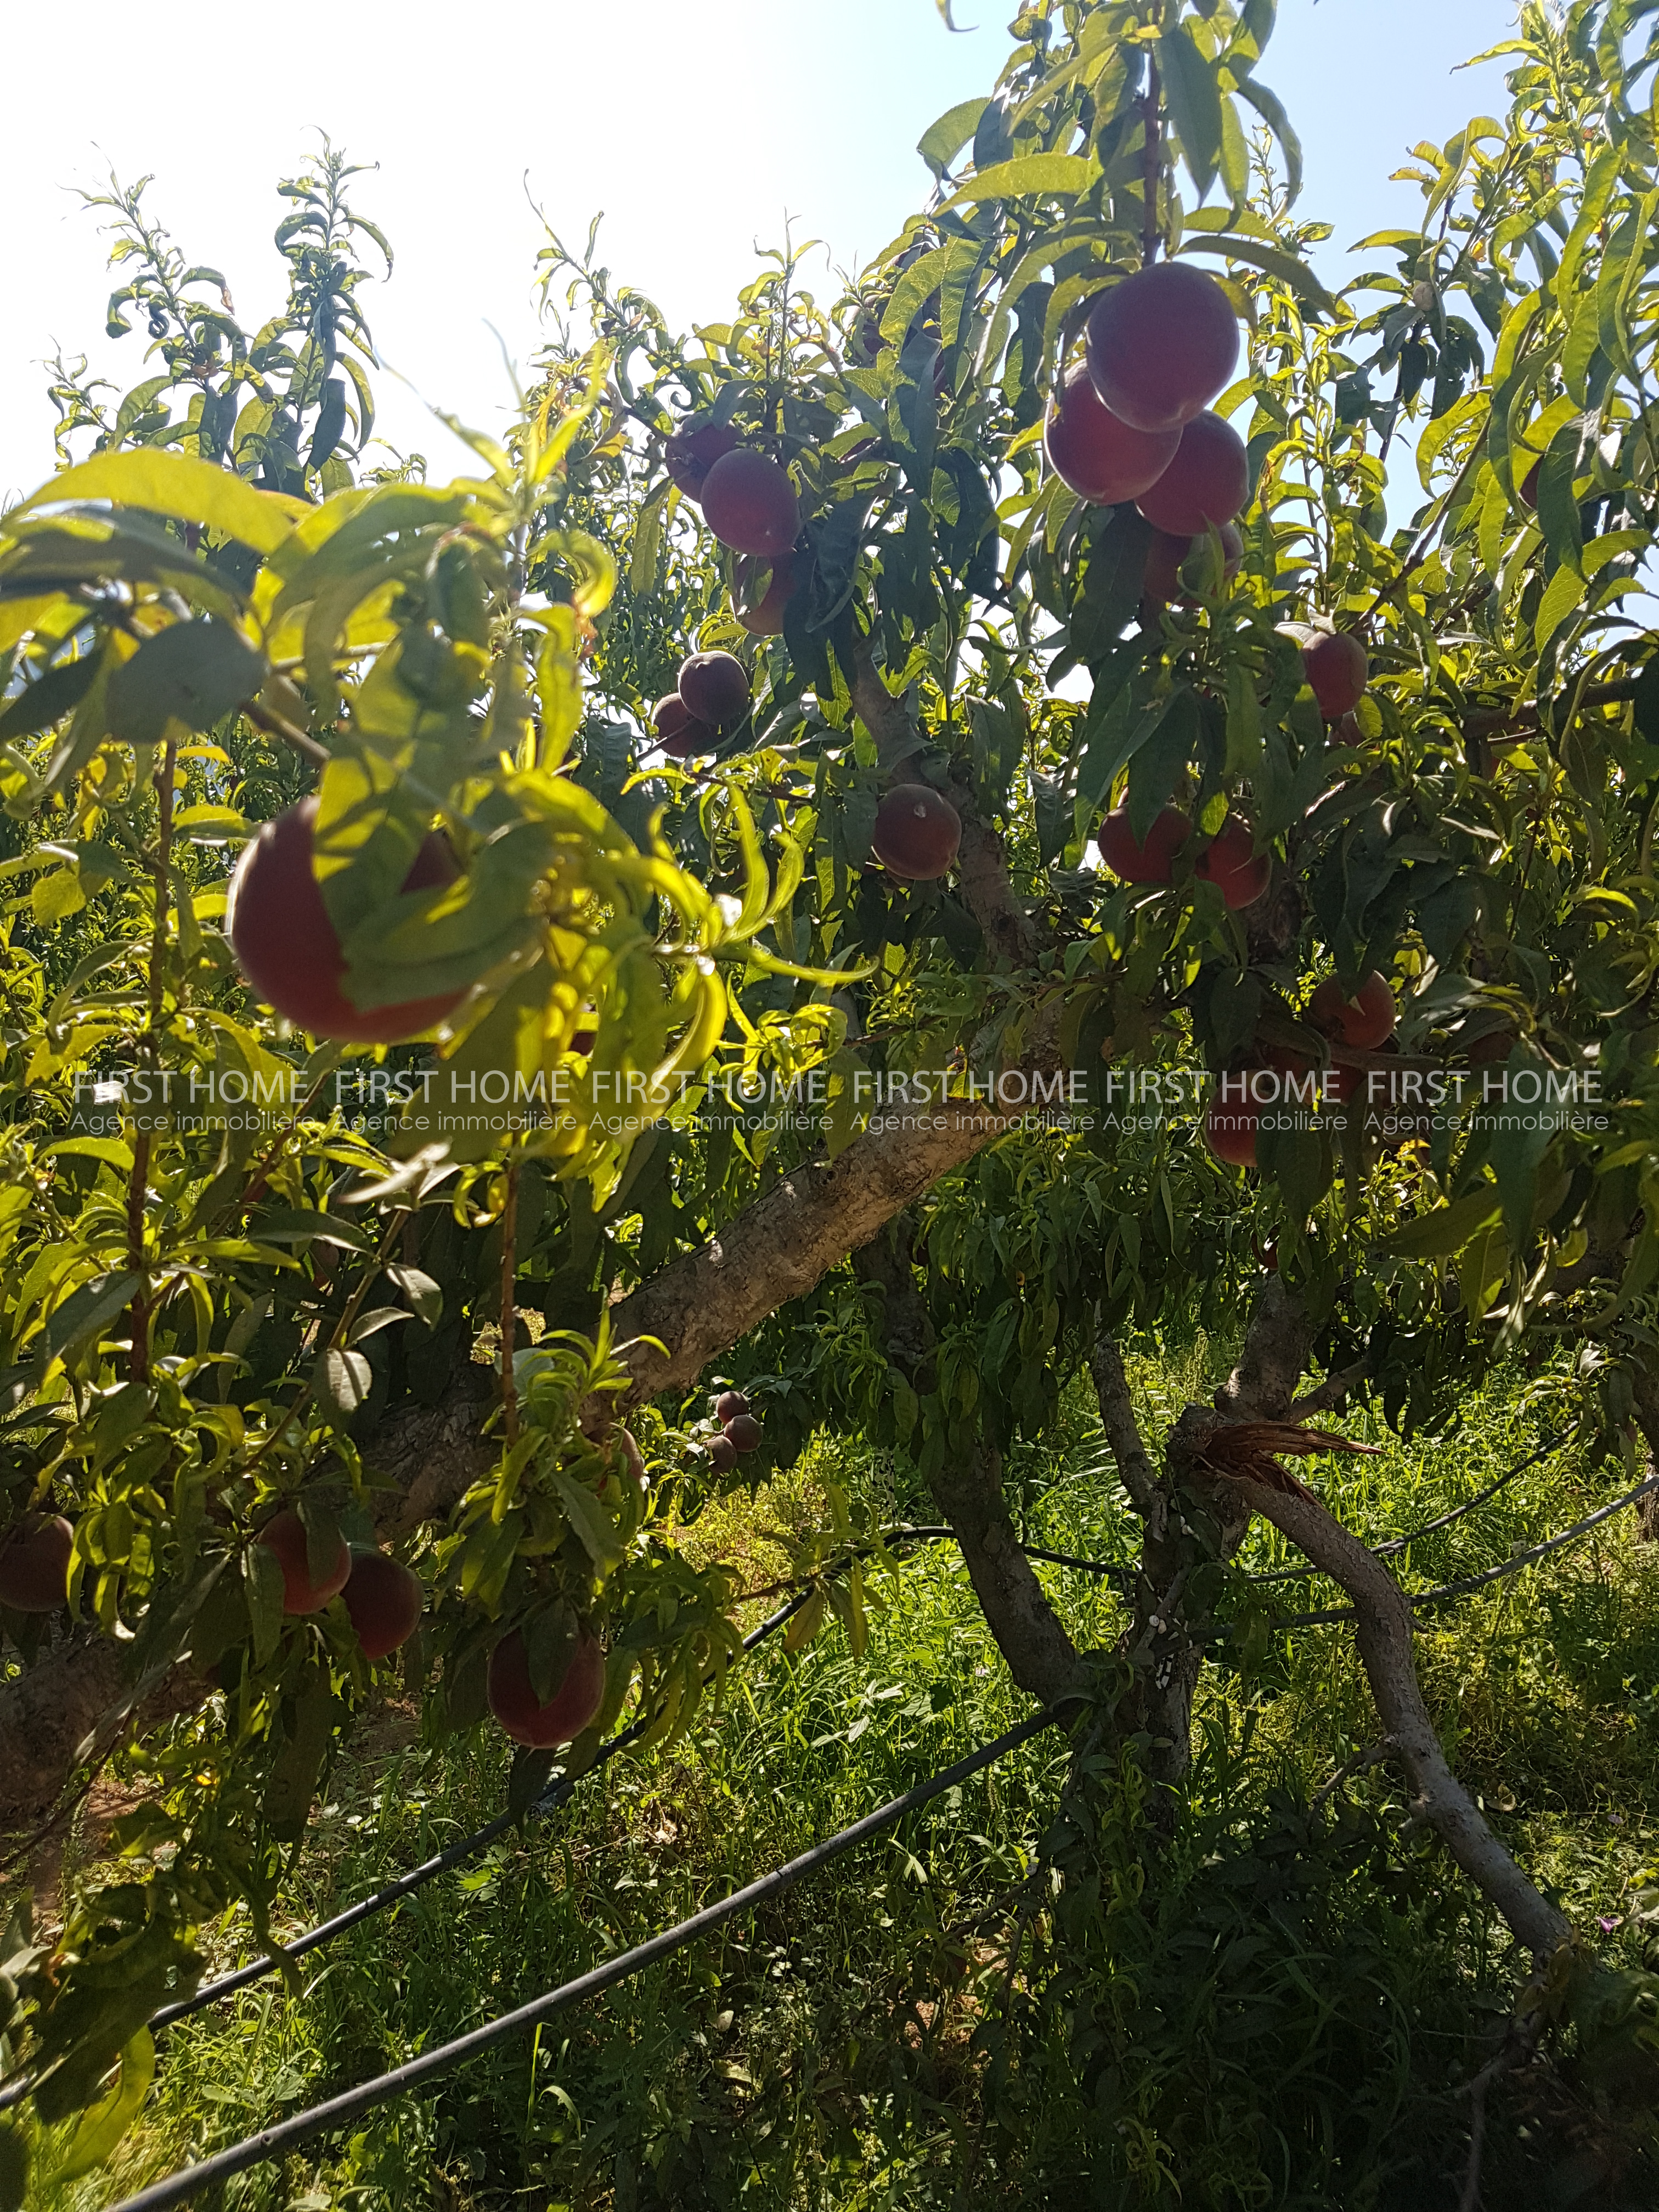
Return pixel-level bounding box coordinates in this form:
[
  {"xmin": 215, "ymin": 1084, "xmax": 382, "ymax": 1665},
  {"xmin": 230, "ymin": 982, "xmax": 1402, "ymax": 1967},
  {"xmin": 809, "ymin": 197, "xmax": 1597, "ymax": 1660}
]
[{"xmin": 856, "ymin": 1222, "xmax": 1085, "ymax": 1708}]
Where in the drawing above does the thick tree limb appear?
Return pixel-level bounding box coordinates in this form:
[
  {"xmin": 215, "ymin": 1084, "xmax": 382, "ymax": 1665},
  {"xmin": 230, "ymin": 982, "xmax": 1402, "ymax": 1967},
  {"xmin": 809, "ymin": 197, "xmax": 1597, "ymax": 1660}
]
[
  {"xmin": 1224, "ymin": 1469, "xmax": 1572, "ymax": 1965},
  {"xmin": 1212, "ymin": 1274, "xmax": 1313, "ymax": 1421},
  {"xmin": 610, "ymin": 1098, "xmax": 1015, "ymax": 1407},
  {"xmin": 1289, "ymin": 1355, "xmax": 1373, "ymax": 1423}
]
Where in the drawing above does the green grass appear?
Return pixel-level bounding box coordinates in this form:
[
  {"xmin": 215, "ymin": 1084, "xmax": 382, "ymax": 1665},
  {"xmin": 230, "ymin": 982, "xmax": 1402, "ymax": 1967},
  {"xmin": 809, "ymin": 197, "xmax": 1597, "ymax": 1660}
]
[{"xmin": 27, "ymin": 1357, "xmax": 1659, "ymax": 2210}]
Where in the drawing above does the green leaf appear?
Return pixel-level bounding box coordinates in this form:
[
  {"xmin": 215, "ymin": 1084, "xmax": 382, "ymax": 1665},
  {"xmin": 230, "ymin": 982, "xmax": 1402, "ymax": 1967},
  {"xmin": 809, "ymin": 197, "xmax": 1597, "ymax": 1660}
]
[
  {"xmin": 31, "ymin": 1271, "xmax": 144, "ymax": 1380},
  {"xmin": 316, "ymin": 1346, "xmax": 373, "ymax": 1418},
  {"xmin": 1233, "ymin": 75, "xmax": 1302, "ymax": 202},
  {"xmin": 12, "ymin": 449, "xmax": 303, "ymax": 554},
  {"xmin": 0, "ymin": 2117, "xmax": 29, "ymax": 2212},
  {"xmin": 1176, "ymin": 234, "xmax": 1335, "ymax": 314},
  {"xmin": 1376, "ymin": 1188, "xmax": 1502, "ymax": 1260},
  {"xmin": 106, "ymin": 617, "xmax": 265, "ymax": 744},
  {"xmin": 938, "ymin": 153, "xmax": 1099, "ymax": 213},
  {"xmin": 245, "ymin": 1541, "xmax": 286, "ymax": 1666},
  {"xmin": 385, "ymin": 1263, "xmax": 443, "ymax": 1328},
  {"xmin": 918, "ymin": 97, "xmax": 989, "ymax": 179},
  {"xmin": 0, "ymin": 651, "xmax": 100, "ymax": 741},
  {"xmin": 1159, "ymin": 24, "xmax": 1225, "ymax": 201},
  {"xmin": 48, "ymin": 2030, "xmax": 155, "ymax": 2185},
  {"xmin": 263, "ymin": 1671, "xmax": 337, "ymax": 1839},
  {"xmin": 549, "ymin": 1464, "xmax": 627, "ymax": 1572}
]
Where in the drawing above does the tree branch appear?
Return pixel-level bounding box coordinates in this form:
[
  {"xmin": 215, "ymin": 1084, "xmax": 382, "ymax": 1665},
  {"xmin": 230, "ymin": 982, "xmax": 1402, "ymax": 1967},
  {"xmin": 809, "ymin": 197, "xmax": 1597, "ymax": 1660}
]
[
  {"xmin": 610, "ymin": 1096, "xmax": 1017, "ymax": 1407},
  {"xmin": 1213, "ymin": 1274, "xmax": 1313, "ymax": 1421},
  {"xmin": 855, "ymin": 1221, "xmax": 1085, "ymax": 1708},
  {"xmin": 1222, "ymin": 1470, "xmax": 1572, "ymax": 1964},
  {"xmin": 1088, "ymin": 1333, "xmax": 1159, "ymax": 1517}
]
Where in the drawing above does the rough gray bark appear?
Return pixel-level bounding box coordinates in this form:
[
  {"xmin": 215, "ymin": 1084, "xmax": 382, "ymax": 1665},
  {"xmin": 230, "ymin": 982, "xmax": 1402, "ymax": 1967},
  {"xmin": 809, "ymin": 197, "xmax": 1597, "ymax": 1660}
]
[
  {"xmin": 1090, "ymin": 1331, "xmax": 1246, "ymax": 1792},
  {"xmin": 856, "ymin": 1223, "xmax": 1085, "ymax": 1708}
]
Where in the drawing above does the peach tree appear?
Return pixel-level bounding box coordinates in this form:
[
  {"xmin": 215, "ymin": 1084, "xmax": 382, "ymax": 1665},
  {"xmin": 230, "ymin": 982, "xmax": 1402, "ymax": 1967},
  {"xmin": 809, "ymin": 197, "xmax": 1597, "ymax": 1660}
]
[{"xmin": 5, "ymin": 0, "xmax": 1659, "ymax": 2194}]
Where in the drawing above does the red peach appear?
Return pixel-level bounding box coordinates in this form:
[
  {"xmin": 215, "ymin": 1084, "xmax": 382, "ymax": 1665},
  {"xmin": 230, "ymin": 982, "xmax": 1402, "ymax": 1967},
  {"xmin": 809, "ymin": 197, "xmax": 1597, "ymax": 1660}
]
[
  {"xmin": 1044, "ymin": 362, "xmax": 1181, "ymax": 505},
  {"xmin": 0, "ymin": 1514, "xmax": 74, "ymax": 1613},
  {"xmin": 678, "ymin": 651, "xmax": 751, "ymax": 731},
  {"xmin": 872, "ymin": 785, "xmax": 962, "ymax": 881},
  {"xmin": 664, "ymin": 422, "xmax": 741, "ymax": 502},
  {"xmin": 227, "ymin": 799, "xmax": 465, "ymax": 1044},
  {"xmin": 258, "ymin": 1508, "xmax": 352, "ymax": 1617},
  {"xmin": 1135, "ymin": 411, "xmax": 1249, "ymax": 536},
  {"xmin": 487, "ymin": 1627, "xmax": 607, "ymax": 1748},
  {"xmin": 1194, "ymin": 818, "xmax": 1269, "ymax": 910},
  {"xmin": 1310, "ymin": 972, "xmax": 1396, "ymax": 1050},
  {"xmin": 1098, "ymin": 804, "xmax": 1192, "ymax": 885},
  {"xmin": 701, "ymin": 448, "xmax": 799, "ymax": 558},
  {"xmin": 1085, "ymin": 263, "xmax": 1241, "ymax": 435},
  {"xmin": 342, "ymin": 1550, "xmax": 424, "ymax": 1661}
]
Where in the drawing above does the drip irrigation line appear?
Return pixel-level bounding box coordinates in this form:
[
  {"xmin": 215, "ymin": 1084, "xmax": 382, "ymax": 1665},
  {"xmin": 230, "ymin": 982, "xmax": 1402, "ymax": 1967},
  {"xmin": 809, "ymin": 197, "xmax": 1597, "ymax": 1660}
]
[
  {"xmin": 105, "ymin": 1708, "xmax": 1063, "ymax": 2212},
  {"xmin": 1252, "ymin": 1469, "xmax": 1659, "ymax": 1634},
  {"xmin": 1244, "ymin": 1431, "xmax": 1572, "ymax": 1583},
  {"xmin": 143, "ymin": 1586, "xmax": 817, "ymax": 2035},
  {"xmin": 887, "ymin": 1523, "xmax": 1133, "ymax": 1586}
]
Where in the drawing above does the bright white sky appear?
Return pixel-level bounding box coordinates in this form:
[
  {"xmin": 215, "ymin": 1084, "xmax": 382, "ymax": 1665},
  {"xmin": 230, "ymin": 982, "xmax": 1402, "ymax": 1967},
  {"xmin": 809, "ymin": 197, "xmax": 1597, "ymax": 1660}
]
[{"xmin": 2, "ymin": 0, "xmax": 1513, "ymax": 506}]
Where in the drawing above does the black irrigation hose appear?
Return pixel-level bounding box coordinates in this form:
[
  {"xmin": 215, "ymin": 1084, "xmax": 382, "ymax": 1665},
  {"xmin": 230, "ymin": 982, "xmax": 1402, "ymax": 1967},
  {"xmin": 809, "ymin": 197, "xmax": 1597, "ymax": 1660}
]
[
  {"xmin": 144, "ymin": 1585, "xmax": 818, "ymax": 2034},
  {"xmin": 1254, "ymin": 1469, "xmax": 1659, "ymax": 1633},
  {"xmin": 105, "ymin": 1708, "xmax": 1063, "ymax": 2212},
  {"xmin": 1244, "ymin": 1431, "xmax": 1573, "ymax": 1583}
]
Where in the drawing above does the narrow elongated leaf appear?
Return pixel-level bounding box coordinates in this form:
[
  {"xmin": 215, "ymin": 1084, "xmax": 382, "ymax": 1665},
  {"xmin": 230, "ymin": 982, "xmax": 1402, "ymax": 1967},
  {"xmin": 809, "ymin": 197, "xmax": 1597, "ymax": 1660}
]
[
  {"xmin": 918, "ymin": 97, "xmax": 988, "ymax": 178},
  {"xmin": 1234, "ymin": 75, "xmax": 1303, "ymax": 202},
  {"xmin": 939, "ymin": 154, "xmax": 1099, "ymax": 212},
  {"xmin": 1159, "ymin": 24, "xmax": 1224, "ymax": 200},
  {"xmin": 0, "ymin": 652, "xmax": 100, "ymax": 740},
  {"xmin": 12, "ymin": 450, "xmax": 304, "ymax": 552},
  {"xmin": 49, "ymin": 2030, "xmax": 155, "ymax": 2183}
]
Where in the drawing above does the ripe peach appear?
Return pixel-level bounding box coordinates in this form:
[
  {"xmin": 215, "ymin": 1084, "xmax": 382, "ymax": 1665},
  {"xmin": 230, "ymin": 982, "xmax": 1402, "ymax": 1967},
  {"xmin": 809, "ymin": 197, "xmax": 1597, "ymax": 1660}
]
[
  {"xmin": 0, "ymin": 1514, "xmax": 74, "ymax": 1613},
  {"xmin": 701, "ymin": 448, "xmax": 800, "ymax": 558},
  {"xmin": 1284, "ymin": 627, "xmax": 1368, "ymax": 721},
  {"xmin": 1135, "ymin": 412, "xmax": 1249, "ymax": 536},
  {"xmin": 723, "ymin": 1412, "xmax": 764, "ymax": 1453},
  {"xmin": 342, "ymin": 1549, "xmax": 424, "ymax": 1660},
  {"xmin": 1085, "ymin": 263, "xmax": 1240, "ymax": 435},
  {"xmin": 664, "ymin": 422, "xmax": 741, "ymax": 502},
  {"xmin": 872, "ymin": 784, "xmax": 962, "ymax": 881},
  {"xmin": 1205, "ymin": 1098, "xmax": 1259, "ymax": 1168},
  {"xmin": 737, "ymin": 555, "xmax": 795, "ymax": 636},
  {"xmin": 1098, "ymin": 804, "xmax": 1191, "ymax": 885},
  {"xmin": 1044, "ymin": 362, "xmax": 1181, "ymax": 505},
  {"xmin": 1194, "ymin": 818, "xmax": 1269, "ymax": 909},
  {"xmin": 258, "ymin": 1508, "xmax": 352, "ymax": 1617},
  {"xmin": 715, "ymin": 1390, "xmax": 750, "ymax": 1423},
  {"xmin": 653, "ymin": 693, "xmax": 715, "ymax": 759},
  {"xmin": 228, "ymin": 798, "xmax": 465, "ymax": 1044},
  {"xmin": 678, "ymin": 651, "xmax": 751, "ymax": 732},
  {"xmin": 1310, "ymin": 972, "xmax": 1396, "ymax": 1051},
  {"xmin": 706, "ymin": 1434, "xmax": 740, "ymax": 1475},
  {"xmin": 487, "ymin": 1626, "xmax": 607, "ymax": 1748}
]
